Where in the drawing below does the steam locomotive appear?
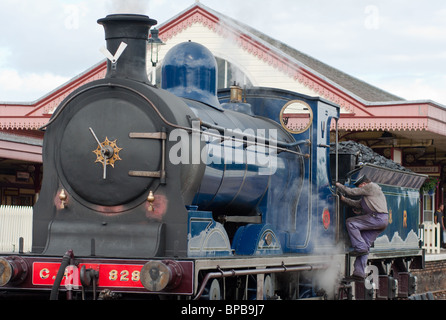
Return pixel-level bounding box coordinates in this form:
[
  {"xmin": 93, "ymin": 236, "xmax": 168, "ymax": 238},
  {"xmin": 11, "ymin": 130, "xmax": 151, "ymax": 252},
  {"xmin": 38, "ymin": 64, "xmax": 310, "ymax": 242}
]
[{"xmin": 0, "ymin": 14, "xmax": 427, "ymax": 300}]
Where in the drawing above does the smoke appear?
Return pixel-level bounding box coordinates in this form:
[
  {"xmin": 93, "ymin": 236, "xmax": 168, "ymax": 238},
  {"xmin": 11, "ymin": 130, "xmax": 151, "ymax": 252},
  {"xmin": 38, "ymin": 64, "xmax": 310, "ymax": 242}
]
[
  {"xmin": 106, "ymin": 0, "xmax": 150, "ymax": 14},
  {"xmin": 313, "ymin": 245, "xmax": 345, "ymax": 299},
  {"xmin": 229, "ymin": 62, "xmax": 251, "ymax": 88}
]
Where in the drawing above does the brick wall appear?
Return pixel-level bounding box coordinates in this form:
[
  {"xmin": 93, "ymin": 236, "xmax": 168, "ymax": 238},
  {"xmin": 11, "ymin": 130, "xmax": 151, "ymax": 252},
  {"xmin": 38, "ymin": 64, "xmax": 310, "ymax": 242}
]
[{"xmin": 411, "ymin": 260, "xmax": 446, "ymax": 293}]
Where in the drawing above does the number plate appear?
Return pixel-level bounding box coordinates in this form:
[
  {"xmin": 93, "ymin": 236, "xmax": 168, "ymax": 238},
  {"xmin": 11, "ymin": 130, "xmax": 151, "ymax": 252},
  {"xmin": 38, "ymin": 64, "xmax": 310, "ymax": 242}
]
[{"xmin": 32, "ymin": 262, "xmax": 144, "ymax": 288}]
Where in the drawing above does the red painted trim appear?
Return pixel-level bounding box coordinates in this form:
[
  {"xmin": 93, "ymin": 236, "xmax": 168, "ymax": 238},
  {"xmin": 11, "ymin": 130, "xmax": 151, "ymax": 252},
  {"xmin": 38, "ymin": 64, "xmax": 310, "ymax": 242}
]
[
  {"xmin": 27, "ymin": 62, "xmax": 107, "ymax": 117},
  {"xmin": 160, "ymin": 6, "xmax": 220, "ymax": 36}
]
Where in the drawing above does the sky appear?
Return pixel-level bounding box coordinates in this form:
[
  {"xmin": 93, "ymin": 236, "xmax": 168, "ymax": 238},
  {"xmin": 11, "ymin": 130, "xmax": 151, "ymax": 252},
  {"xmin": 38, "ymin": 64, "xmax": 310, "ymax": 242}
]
[{"xmin": 1, "ymin": 0, "xmax": 446, "ymax": 105}]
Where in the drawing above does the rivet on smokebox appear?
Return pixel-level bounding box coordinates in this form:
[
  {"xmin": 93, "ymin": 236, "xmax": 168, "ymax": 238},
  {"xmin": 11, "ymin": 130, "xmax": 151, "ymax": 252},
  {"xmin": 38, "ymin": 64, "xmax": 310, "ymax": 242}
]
[{"xmin": 147, "ymin": 191, "xmax": 155, "ymax": 211}]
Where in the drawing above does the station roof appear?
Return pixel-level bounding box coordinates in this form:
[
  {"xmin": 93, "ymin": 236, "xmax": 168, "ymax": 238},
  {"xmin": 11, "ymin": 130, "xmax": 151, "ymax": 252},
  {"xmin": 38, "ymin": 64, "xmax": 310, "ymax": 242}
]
[
  {"xmin": 1, "ymin": 3, "xmax": 446, "ymax": 161},
  {"xmin": 192, "ymin": 3, "xmax": 404, "ymax": 103}
]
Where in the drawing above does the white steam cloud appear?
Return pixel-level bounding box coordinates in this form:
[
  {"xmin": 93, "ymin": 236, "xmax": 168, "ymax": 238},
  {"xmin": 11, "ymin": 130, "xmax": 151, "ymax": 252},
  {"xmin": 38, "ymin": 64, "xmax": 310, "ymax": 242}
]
[{"xmin": 106, "ymin": 0, "xmax": 150, "ymax": 14}]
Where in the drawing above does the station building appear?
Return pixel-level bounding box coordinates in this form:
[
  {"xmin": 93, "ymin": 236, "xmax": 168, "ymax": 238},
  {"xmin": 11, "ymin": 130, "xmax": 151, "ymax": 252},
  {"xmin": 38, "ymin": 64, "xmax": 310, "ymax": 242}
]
[{"xmin": 1, "ymin": 2, "xmax": 445, "ymax": 223}]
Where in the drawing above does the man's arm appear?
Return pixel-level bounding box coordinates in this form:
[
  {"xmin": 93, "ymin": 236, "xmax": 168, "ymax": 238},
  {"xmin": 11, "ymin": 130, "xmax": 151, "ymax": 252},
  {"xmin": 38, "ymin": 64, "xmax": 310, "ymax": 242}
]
[
  {"xmin": 336, "ymin": 182, "xmax": 373, "ymax": 197},
  {"xmin": 341, "ymin": 196, "xmax": 362, "ymax": 209}
]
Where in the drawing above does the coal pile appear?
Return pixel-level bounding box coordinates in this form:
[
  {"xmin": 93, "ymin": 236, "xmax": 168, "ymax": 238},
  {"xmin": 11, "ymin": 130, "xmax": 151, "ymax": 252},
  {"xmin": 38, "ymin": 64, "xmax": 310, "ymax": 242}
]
[{"xmin": 332, "ymin": 141, "xmax": 412, "ymax": 172}]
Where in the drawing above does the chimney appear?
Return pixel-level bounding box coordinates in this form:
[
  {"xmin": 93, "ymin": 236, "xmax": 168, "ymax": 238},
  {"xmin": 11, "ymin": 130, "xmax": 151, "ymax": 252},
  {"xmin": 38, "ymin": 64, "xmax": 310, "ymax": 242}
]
[{"xmin": 97, "ymin": 14, "xmax": 157, "ymax": 82}]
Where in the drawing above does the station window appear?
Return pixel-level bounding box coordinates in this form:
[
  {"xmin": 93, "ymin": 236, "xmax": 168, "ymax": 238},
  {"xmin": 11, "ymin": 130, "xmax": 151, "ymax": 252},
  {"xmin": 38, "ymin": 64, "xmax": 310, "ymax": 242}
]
[
  {"xmin": 215, "ymin": 57, "xmax": 252, "ymax": 89},
  {"xmin": 423, "ymin": 193, "xmax": 434, "ymax": 222}
]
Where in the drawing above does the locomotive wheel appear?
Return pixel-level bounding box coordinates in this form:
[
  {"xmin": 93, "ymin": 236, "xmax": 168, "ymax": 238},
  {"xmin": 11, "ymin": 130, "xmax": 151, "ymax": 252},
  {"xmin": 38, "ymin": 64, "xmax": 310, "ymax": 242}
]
[
  {"xmin": 263, "ymin": 274, "xmax": 275, "ymax": 299},
  {"xmin": 247, "ymin": 274, "xmax": 275, "ymax": 300},
  {"xmin": 201, "ymin": 279, "xmax": 222, "ymax": 300}
]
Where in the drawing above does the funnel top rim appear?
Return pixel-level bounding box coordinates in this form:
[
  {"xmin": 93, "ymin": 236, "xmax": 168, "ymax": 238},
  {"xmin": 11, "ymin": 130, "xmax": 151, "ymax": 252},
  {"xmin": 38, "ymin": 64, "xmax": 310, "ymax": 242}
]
[{"xmin": 97, "ymin": 14, "xmax": 157, "ymax": 26}]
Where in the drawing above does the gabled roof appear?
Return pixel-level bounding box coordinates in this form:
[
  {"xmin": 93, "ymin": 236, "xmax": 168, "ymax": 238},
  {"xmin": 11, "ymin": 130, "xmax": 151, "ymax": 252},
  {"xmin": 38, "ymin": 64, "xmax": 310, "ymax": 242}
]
[
  {"xmin": 157, "ymin": 3, "xmax": 446, "ymax": 142},
  {"xmin": 199, "ymin": 3, "xmax": 404, "ymax": 103},
  {"xmin": 159, "ymin": 3, "xmax": 403, "ymax": 106},
  {"xmin": 1, "ymin": 2, "xmax": 446, "ymax": 146}
]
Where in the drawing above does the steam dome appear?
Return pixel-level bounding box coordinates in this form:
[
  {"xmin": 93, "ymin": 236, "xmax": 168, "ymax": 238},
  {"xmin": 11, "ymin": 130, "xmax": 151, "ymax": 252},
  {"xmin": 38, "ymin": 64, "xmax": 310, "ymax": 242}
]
[{"xmin": 161, "ymin": 41, "xmax": 220, "ymax": 109}]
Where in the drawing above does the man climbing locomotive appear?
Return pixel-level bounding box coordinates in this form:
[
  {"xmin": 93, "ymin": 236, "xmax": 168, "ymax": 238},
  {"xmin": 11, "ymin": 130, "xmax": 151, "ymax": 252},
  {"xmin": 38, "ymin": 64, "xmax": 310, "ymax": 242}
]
[{"xmin": 336, "ymin": 175, "xmax": 389, "ymax": 282}]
